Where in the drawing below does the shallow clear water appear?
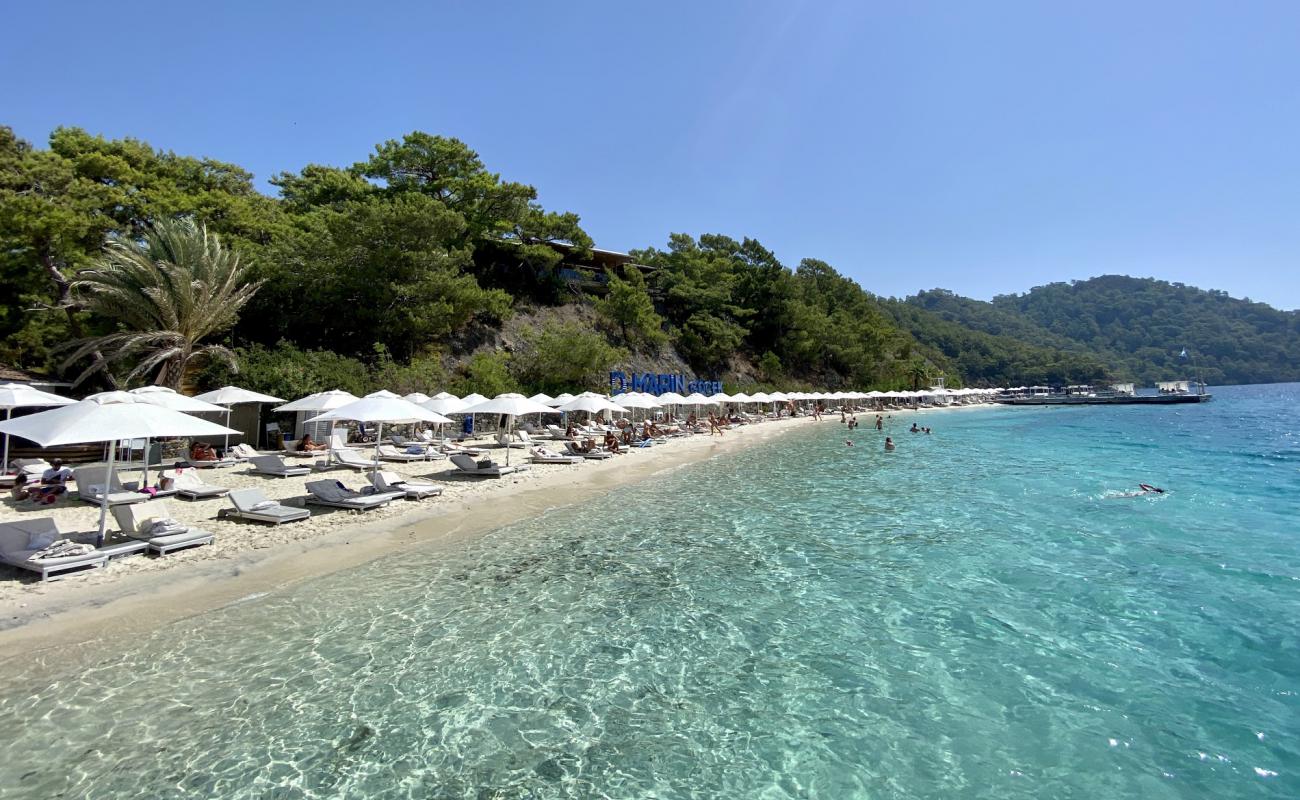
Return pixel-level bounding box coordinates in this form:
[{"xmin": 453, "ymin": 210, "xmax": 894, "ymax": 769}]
[{"xmin": 1, "ymin": 384, "xmax": 1297, "ymax": 799}]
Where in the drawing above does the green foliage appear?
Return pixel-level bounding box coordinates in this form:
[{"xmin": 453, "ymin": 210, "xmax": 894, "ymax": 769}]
[
  {"xmin": 758, "ymin": 351, "xmax": 784, "ymax": 383},
  {"xmin": 202, "ymin": 341, "xmax": 370, "ymax": 400},
  {"xmin": 64, "ymin": 218, "xmax": 260, "ymax": 388},
  {"xmin": 453, "ymin": 352, "xmax": 517, "ymax": 397},
  {"xmin": 246, "ymin": 193, "xmax": 511, "ymax": 360},
  {"xmin": 594, "ymin": 268, "xmax": 667, "ymax": 350},
  {"xmin": 986, "ymin": 276, "xmax": 1300, "ymax": 385},
  {"xmin": 511, "ymin": 322, "xmax": 625, "ymax": 395}
]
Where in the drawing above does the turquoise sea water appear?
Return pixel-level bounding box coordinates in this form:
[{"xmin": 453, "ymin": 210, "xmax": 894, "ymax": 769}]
[{"xmin": 1, "ymin": 383, "xmax": 1297, "ymax": 798}]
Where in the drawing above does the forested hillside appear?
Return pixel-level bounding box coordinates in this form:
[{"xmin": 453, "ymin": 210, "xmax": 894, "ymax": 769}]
[
  {"xmin": 1, "ymin": 125, "xmax": 1294, "ymax": 395},
  {"xmin": 904, "ymin": 278, "xmax": 1300, "ymax": 385}
]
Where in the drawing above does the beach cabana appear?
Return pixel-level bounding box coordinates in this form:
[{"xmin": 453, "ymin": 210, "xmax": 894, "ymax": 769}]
[
  {"xmin": 0, "ymin": 383, "xmax": 75, "ymax": 476},
  {"xmin": 193, "ymin": 386, "xmax": 286, "ymax": 452},
  {"xmin": 0, "ymin": 393, "xmax": 236, "ymax": 545},
  {"xmin": 273, "ymin": 390, "xmax": 360, "ymax": 445}
]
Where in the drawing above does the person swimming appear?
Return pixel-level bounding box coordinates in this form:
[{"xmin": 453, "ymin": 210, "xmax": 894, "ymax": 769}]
[
  {"xmin": 909, "ymin": 423, "xmax": 920, "ymax": 433},
  {"xmin": 884, "ymin": 437, "xmax": 895, "ymax": 452},
  {"xmin": 1108, "ymin": 484, "xmax": 1167, "ymax": 498}
]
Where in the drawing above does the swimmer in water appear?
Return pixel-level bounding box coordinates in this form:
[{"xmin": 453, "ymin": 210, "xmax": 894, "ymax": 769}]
[
  {"xmin": 884, "ymin": 437, "xmax": 895, "ymax": 452},
  {"xmin": 1109, "ymin": 483, "xmax": 1166, "ymax": 498},
  {"xmin": 845, "ymin": 440, "xmax": 853, "ymax": 447}
]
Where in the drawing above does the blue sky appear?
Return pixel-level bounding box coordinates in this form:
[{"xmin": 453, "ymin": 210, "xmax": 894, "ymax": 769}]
[{"xmin": 5, "ymin": 1, "xmax": 1298, "ymax": 309}]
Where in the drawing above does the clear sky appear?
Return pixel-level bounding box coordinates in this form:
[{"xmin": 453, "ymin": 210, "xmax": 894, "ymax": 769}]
[{"xmin": 4, "ymin": 1, "xmax": 1298, "ymax": 309}]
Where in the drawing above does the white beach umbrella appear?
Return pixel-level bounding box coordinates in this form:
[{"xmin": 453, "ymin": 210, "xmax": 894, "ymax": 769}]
[
  {"xmin": 558, "ymin": 396, "xmax": 629, "ymax": 415},
  {"xmin": 460, "ymin": 393, "xmax": 489, "ymax": 406},
  {"xmin": 88, "ymin": 388, "xmax": 229, "ymax": 484},
  {"xmin": 730, "ymin": 392, "xmax": 752, "ymax": 404},
  {"xmin": 0, "ymin": 393, "xmax": 236, "ymax": 544},
  {"xmin": 306, "ymin": 396, "xmax": 452, "ymax": 475},
  {"xmin": 545, "ymin": 393, "xmax": 576, "ymax": 407},
  {"xmin": 402, "ymin": 392, "xmax": 431, "ymax": 404},
  {"xmin": 193, "ymin": 386, "xmax": 287, "ymax": 452},
  {"xmin": 768, "ymin": 391, "xmax": 789, "ymax": 401},
  {"xmin": 683, "ymin": 392, "xmax": 715, "ymax": 406},
  {"xmin": 706, "ymin": 392, "xmax": 732, "ymax": 403},
  {"xmin": 527, "ymin": 392, "xmax": 554, "ymax": 405},
  {"xmin": 431, "ymin": 391, "xmax": 458, "ymax": 400},
  {"xmin": 273, "ymin": 390, "xmax": 360, "ymax": 413},
  {"xmin": 656, "ymin": 392, "xmax": 687, "ymax": 405},
  {"xmin": 459, "ymin": 394, "xmax": 560, "ymax": 465},
  {"xmin": 365, "ymin": 389, "xmax": 401, "ymax": 399},
  {"xmin": 122, "ymin": 386, "xmax": 226, "ymax": 414},
  {"xmin": 0, "ymin": 383, "xmax": 76, "ymax": 475},
  {"xmin": 422, "ymin": 396, "xmax": 469, "ymax": 415}
]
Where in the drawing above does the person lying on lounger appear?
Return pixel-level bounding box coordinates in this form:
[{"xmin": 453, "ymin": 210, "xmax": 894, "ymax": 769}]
[
  {"xmin": 190, "ymin": 441, "xmax": 218, "ymax": 461},
  {"xmin": 604, "ymin": 432, "xmax": 621, "ymax": 454},
  {"xmin": 297, "ymin": 434, "xmax": 328, "ymax": 453}
]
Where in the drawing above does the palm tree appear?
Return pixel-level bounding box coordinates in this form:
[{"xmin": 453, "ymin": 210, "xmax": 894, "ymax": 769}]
[
  {"xmin": 63, "ymin": 218, "xmax": 261, "ymax": 389},
  {"xmin": 907, "ymin": 357, "xmax": 933, "ymax": 392}
]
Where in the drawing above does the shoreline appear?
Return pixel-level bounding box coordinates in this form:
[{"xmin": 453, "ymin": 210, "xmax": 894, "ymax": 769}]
[
  {"xmin": 0, "ymin": 403, "xmax": 989, "ymax": 662},
  {"xmin": 0, "ymin": 415, "xmax": 816, "ymax": 661}
]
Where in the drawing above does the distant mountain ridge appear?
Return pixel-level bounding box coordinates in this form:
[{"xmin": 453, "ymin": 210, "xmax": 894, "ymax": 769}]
[{"xmin": 903, "ymin": 276, "xmax": 1300, "ymax": 386}]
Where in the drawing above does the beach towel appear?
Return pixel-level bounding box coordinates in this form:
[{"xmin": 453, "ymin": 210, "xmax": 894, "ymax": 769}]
[{"xmin": 32, "ymin": 540, "xmax": 95, "ymax": 560}]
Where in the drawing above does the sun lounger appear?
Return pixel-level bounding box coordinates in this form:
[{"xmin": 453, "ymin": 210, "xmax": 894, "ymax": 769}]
[
  {"xmin": 564, "ymin": 442, "xmax": 613, "ymax": 460},
  {"xmin": 330, "ymin": 446, "xmax": 376, "ymax": 471},
  {"xmin": 229, "ymin": 443, "xmax": 260, "ymax": 460},
  {"xmin": 186, "ymin": 456, "xmax": 240, "ymax": 469},
  {"xmin": 495, "ymin": 432, "xmax": 526, "ymax": 449},
  {"xmin": 376, "ymin": 444, "xmax": 429, "ymax": 463},
  {"xmin": 111, "ymin": 501, "xmax": 215, "ymax": 555},
  {"xmin": 544, "ymin": 424, "xmax": 576, "ymax": 441},
  {"xmin": 164, "ymin": 467, "xmax": 229, "ymax": 500},
  {"xmin": 1, "ymin": 458, "xmax": 52, "ymax": 486},
  {"xmin": 449, "ymin": 453, "xmax": 519, "ymax": 477},
  {"xmin": 529, "ymin": 446, "xmax": 583, "ymax": 464},
  {"xmin": 0, "ymin": 518, "xmax": 110, "ymax": 581},
  {"xmin": 248, "ymin": 455, "xmax": 311, "ymax": 478},
  {"xmin": 369, "ymin": 470, "xmax": 443, "ymax": 500},
  {"xmin": 304, "ymin": 479, "xmax": 401, "ymax": 511},
  {"xmin": 439, "ymin": 441, "xmax": 485, "ymax": 457},
  {"xmin": 223, "ymin": 488, "xmax": 311, "ymax": 524},
  {"xmin": 73, "ymin": 466, "xmax": 150, "ymax": 505}
]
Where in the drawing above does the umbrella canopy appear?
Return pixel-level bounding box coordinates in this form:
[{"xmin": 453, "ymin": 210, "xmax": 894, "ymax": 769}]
[
  {"xmin": 656, "ymin": 392, "xmax": 688, "ymax": 405},
  {"xmin": 306, "ymin": 396, "xmax": 452, "ymax": 426},
  {"xmin": 706, "ymin": 392, "xmax": 732, "ymax": 403},
  {"xmin": 613, "ymin": 393, "xmax": 662, "ymax": 409},
  {"xmin": 274, "ymin": 390, "xmax": 360, "ymax": 413},
  {"xmin": 0, "ymin": 393, "xmax": 237, "ymax": 543},
  {"xmin": 460, "ymin": 394, "xmax": 559, "ymax": 465},
  {"xmin": 527, "ymin": 392, "xmax": 554, "ymax": 404},
  {"xmin": 750, "ymin": 392, "xmax": 772, "ymax": 403},
  {"xmin": 193, "ymin": 386, "xmax": 285, "ymax": 406},
  {"xmin": 365, "ymin": 389, "xmax": 401, "ymax": 399},
  {"xmin": 422, "ymin": 396, "xmax": 469, "ymax": 415},
  {"xmin": 461, "ymin": 395, "xmax": 559, "ymax": 417},
  {"xmin": 730, "ymin": 392, "xmax": 753, "ymax": 403},
  {"xmin": 306, "ymin": 396, "xmax": 452, "ymax": 475},
  {"xmin": 402, "ymin": 392, "xmax": 431, "ymax": 404},
  {"xmin": 0, "ymin": 383, "xmax": 77, "ymax": 473},
  {"xmin": 431, "ymin": 391, "xmax": 458, "ymax": 400},
  {"xmin": 545, "ymin": 393, "xmax": 576, "ymax": 407},
  {"xmin": 558, "ymin": 396, "xmax": 629, "ymax": 414},
  {"xmin": 113, "ymin": 386, "xmax": 226, "ymax": 414},
  {"xmin": 0, "ymin": 383, "xmax": 76, "ymax": 410},
  {"xmin": 459, "ymin": 393, "xmax": 489, "ymax": 406}
]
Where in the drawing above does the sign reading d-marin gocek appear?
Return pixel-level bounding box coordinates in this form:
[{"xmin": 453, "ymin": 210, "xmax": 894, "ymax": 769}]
[{"xmin": 609, "ymin": 370, "xmax": 721, "ymax": 397}]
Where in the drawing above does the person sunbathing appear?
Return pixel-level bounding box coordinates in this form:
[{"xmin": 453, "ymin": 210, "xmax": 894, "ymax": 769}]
[
  {"xmin": 190, "ymin": 441, "xmax": 218, "ymax": 461},
  {"xmin": 604, "ymin": 432, "xmax": 621, "ymax": 454},
  {"xmin": 297, "ymin": 434, "xmax": 328, "ymax": 453}
]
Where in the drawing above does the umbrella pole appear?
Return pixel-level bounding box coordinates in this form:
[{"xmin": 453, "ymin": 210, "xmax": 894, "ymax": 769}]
[
  {"xmin": 373, "ymin": 421, "xmax": 383, "ymax": 480},
  {"xmin": 97, "ymin": 444, "xmax": 115, "ymax": 547},
  {"xmin": 505, "ymin": 416, "xmax": 513, "ymax": 467},
  {"xmin": 142, "ymin": 437, "xmax": 150, "ymax": 488},
  {"xmin": 2, "ymin": 408, "xmax": 10, "ymax": 474},
  {"xmin": 225, "ymin": 407, "xmax": 232, "ymax": 453}
]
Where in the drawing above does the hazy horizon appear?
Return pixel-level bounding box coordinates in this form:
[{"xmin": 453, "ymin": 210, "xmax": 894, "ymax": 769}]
[{"xmin": 5, "ymin": 1, "xmax": 1297, "ymax": 310}]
